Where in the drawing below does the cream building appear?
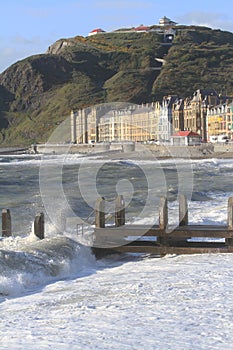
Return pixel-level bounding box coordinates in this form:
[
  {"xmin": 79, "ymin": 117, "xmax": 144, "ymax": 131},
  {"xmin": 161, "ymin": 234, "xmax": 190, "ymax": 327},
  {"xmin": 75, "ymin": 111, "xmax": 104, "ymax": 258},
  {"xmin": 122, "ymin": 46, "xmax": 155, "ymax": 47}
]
[
  {"xmin": 71, "ymin": 103, "xmax": 160, "ymax": 144},
  {"xmin": 207, "ymin": 102, "xmax": 233, "ymax": 140}
]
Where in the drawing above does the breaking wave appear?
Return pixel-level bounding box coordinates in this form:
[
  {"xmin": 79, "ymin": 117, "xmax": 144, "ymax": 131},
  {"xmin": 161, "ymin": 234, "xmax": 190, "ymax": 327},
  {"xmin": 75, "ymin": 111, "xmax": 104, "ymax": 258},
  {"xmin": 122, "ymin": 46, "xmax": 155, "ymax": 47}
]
[{"xmin": 0, "ymin": 235, "xmax": 96, "ymax": 298}]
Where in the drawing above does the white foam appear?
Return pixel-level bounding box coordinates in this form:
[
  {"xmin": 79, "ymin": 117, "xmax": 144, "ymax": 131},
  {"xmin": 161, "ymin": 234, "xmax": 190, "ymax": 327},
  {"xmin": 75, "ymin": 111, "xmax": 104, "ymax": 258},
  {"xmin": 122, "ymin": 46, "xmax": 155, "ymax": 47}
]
[{"xmin": 0, "ymin": 235, "xmax": 96, "ymax": 297}]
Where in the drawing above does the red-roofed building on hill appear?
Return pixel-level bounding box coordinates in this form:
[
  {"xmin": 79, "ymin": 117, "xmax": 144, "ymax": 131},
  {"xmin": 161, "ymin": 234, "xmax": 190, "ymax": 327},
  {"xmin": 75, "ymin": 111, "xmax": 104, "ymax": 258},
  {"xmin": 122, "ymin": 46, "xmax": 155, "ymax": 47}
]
[
  {"xmin": 134, "ymin": 25, "xmax": 150, "ymax": 32},
  {"xmin": 171, "ymin": 131, "xmax": 202, "ymax": 146},
  {"xmin": 88, "ymin": 28, "xmax": 106, "ymax": 36}
]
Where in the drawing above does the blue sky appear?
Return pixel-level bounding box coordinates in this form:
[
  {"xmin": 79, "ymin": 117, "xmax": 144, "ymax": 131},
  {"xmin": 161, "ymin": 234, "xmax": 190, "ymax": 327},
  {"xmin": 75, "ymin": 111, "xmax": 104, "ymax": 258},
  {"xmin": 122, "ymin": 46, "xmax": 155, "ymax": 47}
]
[{"xmin": 0, "ymin": 0, "xmax": 232, "ymax": 73}]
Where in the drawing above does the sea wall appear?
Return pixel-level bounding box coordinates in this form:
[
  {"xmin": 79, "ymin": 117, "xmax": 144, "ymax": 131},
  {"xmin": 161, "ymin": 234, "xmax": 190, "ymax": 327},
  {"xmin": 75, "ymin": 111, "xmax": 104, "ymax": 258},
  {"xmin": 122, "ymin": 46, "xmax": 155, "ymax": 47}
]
[
  {"xmin": 143, "ymin": 143, "xmax": 214, "ymax": 158},
  {"xmin": 32, "ymin": 142, "xmax": 233, "ymax": 158},
  {"xmin": 213, "ymin": 143, "xmax": 233, "ymax": 153},
  {"xmin": 34, "ymin": 142, "xmax": 132, "ymax": 154}
]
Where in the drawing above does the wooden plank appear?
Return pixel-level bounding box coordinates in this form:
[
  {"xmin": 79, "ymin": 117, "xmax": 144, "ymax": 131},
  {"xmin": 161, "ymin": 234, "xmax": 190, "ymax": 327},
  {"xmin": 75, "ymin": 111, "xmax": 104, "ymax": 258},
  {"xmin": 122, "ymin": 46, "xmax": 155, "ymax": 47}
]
[
  {"xmin": 109, "ymin": 245, "xmax": 231, "ymax": 255},
  {"xmin": 94, "ymin": 225, "xmax": 160, "ymax": 238},
  {"xmin": 92, "ymin": 238, "xmax": 159, "ymax": 248},
  {"xmin": 94, "ymin": 225, "xmax": 233, "ymax": 239},
  {"xmin": 164, "ymin": 246, "xmax": 231, "ymax": 255},
  {"xmin": 169, "ymin": 225, "xmax": 233, "ymax": 238},
  {"xmin": 111, "ymin": 245, "xmax": 163, "ymax": 254}
]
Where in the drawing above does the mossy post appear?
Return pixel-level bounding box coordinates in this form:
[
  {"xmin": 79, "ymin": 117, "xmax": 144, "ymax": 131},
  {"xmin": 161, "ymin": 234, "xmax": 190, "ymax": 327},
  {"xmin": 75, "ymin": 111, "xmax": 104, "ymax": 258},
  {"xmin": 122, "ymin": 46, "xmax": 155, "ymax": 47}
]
[
  {"xmin": 95, "ymin": 197, "xmax": 105, "ymax": 228},
  {"xmin": 159, "ymin": 196, "xmax": 168, "ymax": 230},
  {"xmin": 228, "ymin": 197, "xmax": 233, "ymax": 229},
  {"xmin": 115, "ymin": 195, "xmax": 125, "ymax": 227},
  {"xmin": 34, "ymin": 213, "xmax": 45, "ymax": 239},
  {"xmin": 179, "ymin": 194, "xmax": 188, "ymax": 226},
  {"xmin": 158, "ymin": 196, "xmax": 168, "ymax": 256},
  {"xmin": 2, "ymin": 209, "xmax": 12, "ymax": 237},
  {"xmin": 227, "ymin": 197, "xmax": 233, "ymax": 246}
]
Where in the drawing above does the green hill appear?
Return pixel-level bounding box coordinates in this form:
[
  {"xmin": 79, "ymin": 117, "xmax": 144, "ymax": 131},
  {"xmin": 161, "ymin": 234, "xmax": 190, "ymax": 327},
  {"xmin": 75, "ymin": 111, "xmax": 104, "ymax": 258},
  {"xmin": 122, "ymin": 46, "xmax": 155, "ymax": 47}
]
[{"xmin": 0, "ymin": 25, "xmax": 233, "ymax": 146}]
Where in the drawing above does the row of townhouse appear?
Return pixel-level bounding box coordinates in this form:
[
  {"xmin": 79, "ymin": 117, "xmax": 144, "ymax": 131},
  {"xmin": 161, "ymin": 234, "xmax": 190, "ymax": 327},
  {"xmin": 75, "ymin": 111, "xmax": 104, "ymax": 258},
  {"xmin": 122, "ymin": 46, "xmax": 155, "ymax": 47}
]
[
  {"xmin": 173, "ymin": 89, "xmax": 233, "ymax": 141},
  {"xmin": 70, "ymin": 89, "xmax": 233, "ymax": 144},
  {"xmin": 71, "ymin": 103, "xmax": 159, "ymax": 144}
]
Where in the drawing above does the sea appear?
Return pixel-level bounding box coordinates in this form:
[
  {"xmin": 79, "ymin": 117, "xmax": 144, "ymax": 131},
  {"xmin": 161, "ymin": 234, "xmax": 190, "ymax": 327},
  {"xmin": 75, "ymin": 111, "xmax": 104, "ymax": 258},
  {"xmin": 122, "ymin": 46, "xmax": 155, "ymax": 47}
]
[{"xmin": 1, "ymin": 153, "xmax": 233, "ymax": 349}]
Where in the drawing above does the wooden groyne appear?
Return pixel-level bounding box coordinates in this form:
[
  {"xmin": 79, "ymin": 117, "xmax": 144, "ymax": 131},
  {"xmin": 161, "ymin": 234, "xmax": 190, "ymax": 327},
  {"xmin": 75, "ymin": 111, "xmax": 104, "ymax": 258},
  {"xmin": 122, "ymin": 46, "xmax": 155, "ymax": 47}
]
[
  {"xmin": 1, "ymin": 210, "xmax": 44, "ymax": 239},
  {"xmin": 92, "ymin": 195, "xmax": 233, "ymax": 257},
  {"xmin": 2, "ymin": 197, "xmax": 233, "ymax": 258}
]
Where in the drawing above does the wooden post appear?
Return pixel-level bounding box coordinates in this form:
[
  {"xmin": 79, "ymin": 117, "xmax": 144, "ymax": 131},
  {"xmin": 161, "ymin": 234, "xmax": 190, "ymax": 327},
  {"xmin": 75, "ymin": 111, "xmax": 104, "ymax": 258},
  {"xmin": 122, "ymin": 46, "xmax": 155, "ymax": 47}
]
[
  {"xmin": 159, "ymin": 196, "xmax": 168, "ymax": 230},
  {"xmin": 158, "ymin": 196, "xmax": 168, "ymax": 256},
  {"xmin": 34, "ymin": 213, "xmax": 44, "ymax": 239},
  {"xmin": 95, "ymin": 197, "xmax": 105, "ymax": 228},
  {"xmin": 115, "ymin": 195, "xmax": 125, "ymax": 227},
  {"xmin": 228, "ymin": 197, "xmax": 233, "ymax": 230},
  {"xmin": 2, "ymin": 209, "xmax": 12, "ymax": 237},
  {"xmin": 179, "ymin": 194, "xmax": 188, "ymax": 226},
  {"xmin": 227, "ymin": 197, "xmax": 233, "ymax": 247}
]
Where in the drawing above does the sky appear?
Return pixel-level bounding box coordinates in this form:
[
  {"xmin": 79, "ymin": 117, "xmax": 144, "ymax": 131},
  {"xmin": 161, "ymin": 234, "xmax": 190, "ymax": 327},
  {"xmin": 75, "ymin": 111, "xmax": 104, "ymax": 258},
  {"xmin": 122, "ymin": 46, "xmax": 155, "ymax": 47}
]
[{"xmin": 0, "ymin": 0, "xmax": 233, "ymax": 73}]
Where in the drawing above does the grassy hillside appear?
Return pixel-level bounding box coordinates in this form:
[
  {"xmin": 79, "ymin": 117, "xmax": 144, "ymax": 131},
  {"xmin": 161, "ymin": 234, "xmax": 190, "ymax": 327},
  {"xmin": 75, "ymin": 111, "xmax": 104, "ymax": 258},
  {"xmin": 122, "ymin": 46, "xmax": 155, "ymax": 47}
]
[
  {"xmin": 0, "ymin": 26, "xmax": 233, "ymax": 146},
  {"xmin": 152, "ymin": 27, "xmax": 233, "ymax": 99}
]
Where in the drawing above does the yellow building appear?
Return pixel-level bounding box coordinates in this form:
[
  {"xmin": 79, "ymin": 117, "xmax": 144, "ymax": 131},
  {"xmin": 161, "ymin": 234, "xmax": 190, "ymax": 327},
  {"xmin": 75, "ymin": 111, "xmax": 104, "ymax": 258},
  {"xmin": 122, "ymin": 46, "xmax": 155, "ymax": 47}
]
[
  {"xmin": 71, "ymin": 103, "xmax": 160, "ymax": 144},
  {"xmin": 172, "ymin": 98, "xmax": 184, "ymax": 133},
  {"xmin": 183, "ymin": 89, "xmax": 220, "ymax": 141},
  {"xmin": 207, "ymin": 102, "xmax": 233, "ymax": 140}
]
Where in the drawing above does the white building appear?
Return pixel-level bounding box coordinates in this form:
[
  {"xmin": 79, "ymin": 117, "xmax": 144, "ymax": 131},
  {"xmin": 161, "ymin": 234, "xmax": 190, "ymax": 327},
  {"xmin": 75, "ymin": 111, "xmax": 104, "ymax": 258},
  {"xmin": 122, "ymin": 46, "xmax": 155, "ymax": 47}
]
[
  {"xmin": 158, "ymin": 96, "xmax": 178, "ymax": 141},
  {"xmin": 159, "ymin": 16, "xmax": 177, "ymax": 27},
  {"xmin": 88, "ymin": 28, "xmax": 106, "ymax": 36}
]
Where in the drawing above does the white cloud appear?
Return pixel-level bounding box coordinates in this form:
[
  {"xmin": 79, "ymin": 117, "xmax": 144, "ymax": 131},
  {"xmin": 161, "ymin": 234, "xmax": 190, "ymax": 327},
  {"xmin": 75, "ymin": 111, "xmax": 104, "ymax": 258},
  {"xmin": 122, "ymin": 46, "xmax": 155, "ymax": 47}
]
[
  {"xmin": 94, "ymin": 0, "xmax": 153, "ymax": 9},
  {"xmin": 178, "ymin": 12, "xmax": 233, "ymax": 32},
  {"xmin": 0, "ymin": 36, "xmax": 52, "ymax": 73},
  {"xmin": 0, "ymin": 47, "xmax": 23, "ymax": 72},
  {"xmin": 25, "ymin": 8, "xmax": 51, "ymax": 18},
  {"xmin": 11, "ymin": 35, "xmax": 45, "ymax": 47}
]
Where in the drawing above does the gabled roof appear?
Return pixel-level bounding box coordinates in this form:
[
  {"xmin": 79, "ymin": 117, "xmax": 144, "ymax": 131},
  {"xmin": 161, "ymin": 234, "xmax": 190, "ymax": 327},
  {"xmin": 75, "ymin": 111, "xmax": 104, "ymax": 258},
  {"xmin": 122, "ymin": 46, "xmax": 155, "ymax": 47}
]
[
  {"xmin": 134, "ymin": 25, "xmax": 150, "ymax": 31},
  {"xmin": 89, "ymin": 28, "xmax": 105, "ymax": 33},
  {"xmin": 172, "ymin": 131, "xmax": 201, "ymax": 137},
  {"xmin": 192, "ymin": 89, "xmax": 219, "ymax": 102},
  {"xmin": 159, "ymin": 16, "xmax": 177, "ymax": 26}
]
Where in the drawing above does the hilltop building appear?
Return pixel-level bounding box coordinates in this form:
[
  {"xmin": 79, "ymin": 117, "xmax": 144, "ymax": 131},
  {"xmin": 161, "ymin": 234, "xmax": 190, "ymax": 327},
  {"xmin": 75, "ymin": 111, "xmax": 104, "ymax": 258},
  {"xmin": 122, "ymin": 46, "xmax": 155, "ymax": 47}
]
[
  {"xmin": 159, "ymin": 16, "xmax": 177, "ymax": 27},
  {"xmin": 134, "ymin": 25, "xmax": 150, "ymax": 32},
  {"xmin": 87, "ymin": 16, "xmax": 177, "ymax": 37},
  {"xmin": 88, "ymin": 28, "xmax": 106, "ymax": 36}
]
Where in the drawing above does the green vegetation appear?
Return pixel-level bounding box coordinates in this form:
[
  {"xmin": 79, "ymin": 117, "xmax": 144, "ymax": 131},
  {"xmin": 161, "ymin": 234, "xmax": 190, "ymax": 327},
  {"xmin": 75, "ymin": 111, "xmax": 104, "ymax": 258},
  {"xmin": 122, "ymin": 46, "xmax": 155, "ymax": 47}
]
[{"xmin": 0, "ymin": 26, "xmax": 233, "ymax": 146}]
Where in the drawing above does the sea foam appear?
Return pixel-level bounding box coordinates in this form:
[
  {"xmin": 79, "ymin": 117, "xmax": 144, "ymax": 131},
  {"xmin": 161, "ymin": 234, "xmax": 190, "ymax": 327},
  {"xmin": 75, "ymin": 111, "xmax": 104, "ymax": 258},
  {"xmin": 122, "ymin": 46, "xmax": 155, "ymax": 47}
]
[{"xmin": 0, "ymin": 235, "xmax": 96, "ymax": 297}]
